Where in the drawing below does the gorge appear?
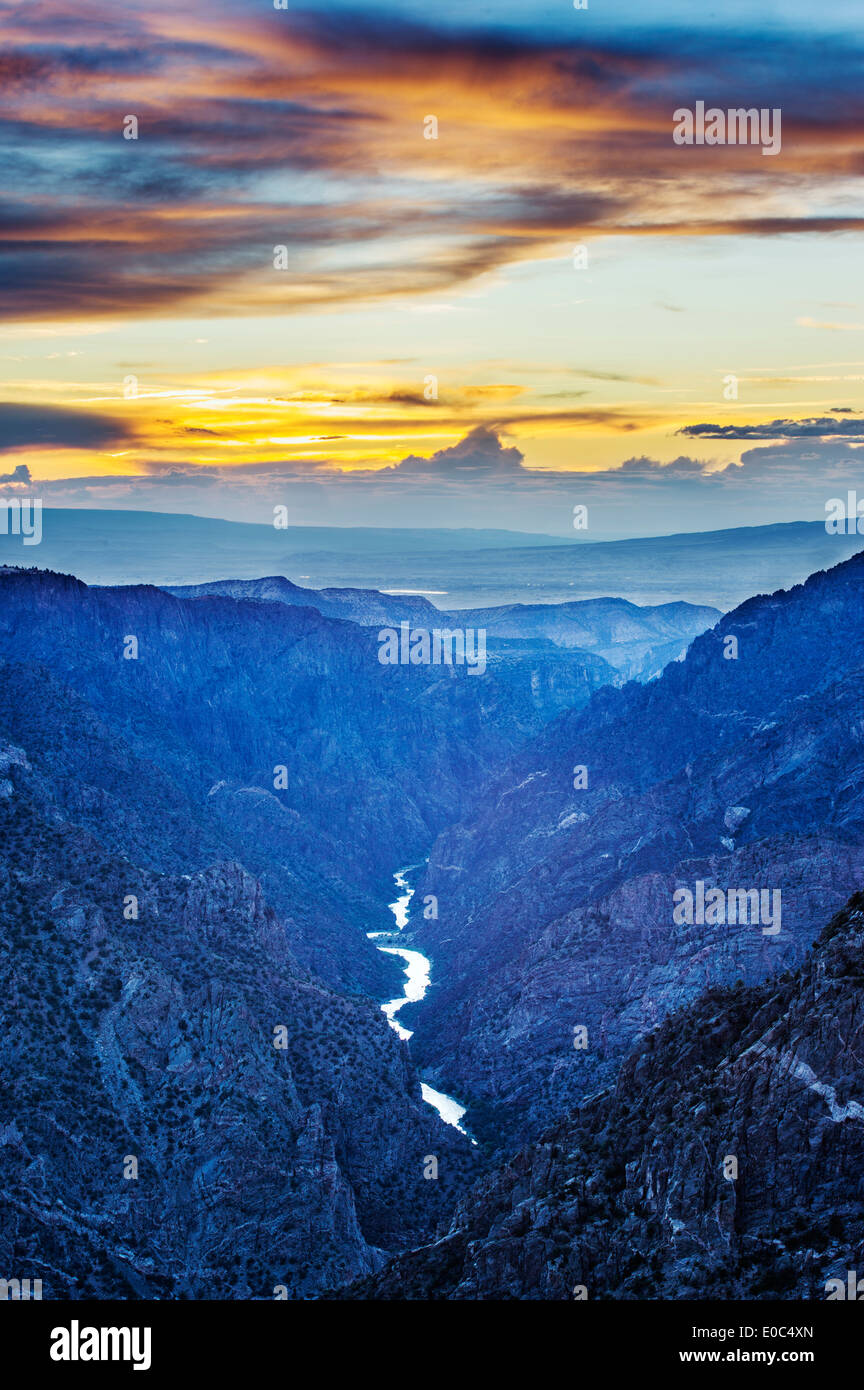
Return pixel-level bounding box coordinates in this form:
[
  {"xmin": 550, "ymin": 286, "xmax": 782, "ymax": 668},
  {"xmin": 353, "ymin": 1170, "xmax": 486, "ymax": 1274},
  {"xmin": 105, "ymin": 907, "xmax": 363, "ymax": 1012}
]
[{"xmin": 2, "ymin": 548, "xmax": 863, "ymax": 1300}]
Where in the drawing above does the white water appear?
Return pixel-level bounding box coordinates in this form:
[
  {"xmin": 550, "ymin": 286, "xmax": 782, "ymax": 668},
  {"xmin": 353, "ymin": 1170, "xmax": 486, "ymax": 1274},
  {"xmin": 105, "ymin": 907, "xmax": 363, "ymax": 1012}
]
[
  {"xmin": 368, "ymin": 867, "xmax": 474, "ymax": 1140},
  {"xmin": 376, "ymin": 947, "xmax": 429, "ymax": 1042}
]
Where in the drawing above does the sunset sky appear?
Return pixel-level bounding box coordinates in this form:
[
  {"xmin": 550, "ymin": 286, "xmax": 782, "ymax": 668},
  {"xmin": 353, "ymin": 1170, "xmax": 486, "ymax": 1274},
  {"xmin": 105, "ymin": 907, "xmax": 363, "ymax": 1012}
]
[{"xmin": 2, "ymin": 0, "xmax": 864, "ymax": 535}]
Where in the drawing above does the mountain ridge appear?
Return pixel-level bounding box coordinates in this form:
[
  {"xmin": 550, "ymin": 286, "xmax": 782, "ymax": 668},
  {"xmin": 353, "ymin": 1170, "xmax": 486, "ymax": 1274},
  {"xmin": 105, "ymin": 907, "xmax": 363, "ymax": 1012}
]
[
  {"xmin": 164, "ymin": 577, "xmax": 719, "ymax": 682},
  {"xmin": 5, "ymin": 512, "xmax": 861, "ymax": 607}
]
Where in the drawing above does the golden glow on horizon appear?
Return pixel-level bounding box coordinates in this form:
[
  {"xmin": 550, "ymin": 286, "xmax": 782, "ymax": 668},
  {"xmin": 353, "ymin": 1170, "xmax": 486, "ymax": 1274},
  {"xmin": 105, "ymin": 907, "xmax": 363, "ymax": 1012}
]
[{"xmin": 1, "ymin": 0, "xmax": 863, "ymax": 502}]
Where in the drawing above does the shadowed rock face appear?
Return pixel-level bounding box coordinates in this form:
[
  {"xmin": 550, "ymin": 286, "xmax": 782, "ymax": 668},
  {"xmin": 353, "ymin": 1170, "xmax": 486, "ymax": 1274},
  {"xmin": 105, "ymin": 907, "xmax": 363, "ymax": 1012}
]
[
  {"xmin": 340, "ymin": 892, "xmax": 864, "ymax": 1301},
  {"xmin": 0, "ymin": 750, "xmax": 478, "ymax": 1298},
  {"xmin": 407, "ymin": 553, "xmax": 864, "ymax": 1146},
  {"xmin": 166, "ymin": 578, "xmax": 719, "ymax": 682}
]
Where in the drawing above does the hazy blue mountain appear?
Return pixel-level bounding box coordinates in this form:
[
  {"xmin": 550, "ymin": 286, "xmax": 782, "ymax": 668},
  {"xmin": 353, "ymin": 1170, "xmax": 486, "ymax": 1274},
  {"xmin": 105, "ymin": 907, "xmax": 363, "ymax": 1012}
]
[
  {"xmin": 4, "ymin": 508, "xmax": 862, "ymax": 607},
  {"xmin": 1, "ymin": 510, "xmax": 570, "ymax": 593},
  {"xmin": 438, "ymin": 597, "xmax": 720, "ymax": 680}
]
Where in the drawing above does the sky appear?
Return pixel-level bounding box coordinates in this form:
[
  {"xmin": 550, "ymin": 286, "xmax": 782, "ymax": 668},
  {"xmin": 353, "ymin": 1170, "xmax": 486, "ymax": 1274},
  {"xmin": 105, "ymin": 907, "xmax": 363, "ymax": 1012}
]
[{"xmin": 1, "ymin": 0, "xmax": 863, "ymax": 536}]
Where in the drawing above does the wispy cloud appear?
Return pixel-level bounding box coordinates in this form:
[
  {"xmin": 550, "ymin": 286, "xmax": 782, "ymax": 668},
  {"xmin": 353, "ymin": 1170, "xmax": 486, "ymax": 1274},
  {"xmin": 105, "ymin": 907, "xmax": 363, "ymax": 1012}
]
[
  {"xmin": 797, "ymin": 316, "xmax": 864, "ymax": 332},
  {"xmin": 2, "ymin": 1, "xmax": 863, "ymax": 323}
]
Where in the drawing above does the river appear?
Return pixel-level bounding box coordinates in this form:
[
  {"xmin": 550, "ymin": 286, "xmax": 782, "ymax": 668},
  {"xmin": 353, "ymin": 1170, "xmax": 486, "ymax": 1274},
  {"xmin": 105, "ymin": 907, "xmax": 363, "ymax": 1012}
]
[{"xmin": 367, "ymin": 867, "xmax": 474, "ymax": 1140}]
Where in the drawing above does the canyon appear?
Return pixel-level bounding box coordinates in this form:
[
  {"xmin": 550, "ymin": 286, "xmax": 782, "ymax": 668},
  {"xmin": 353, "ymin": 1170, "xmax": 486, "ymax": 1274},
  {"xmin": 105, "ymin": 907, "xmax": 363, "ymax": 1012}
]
[{"xmin": 1, "ymin": 547, "xmax": 862, "ymax": 1299}]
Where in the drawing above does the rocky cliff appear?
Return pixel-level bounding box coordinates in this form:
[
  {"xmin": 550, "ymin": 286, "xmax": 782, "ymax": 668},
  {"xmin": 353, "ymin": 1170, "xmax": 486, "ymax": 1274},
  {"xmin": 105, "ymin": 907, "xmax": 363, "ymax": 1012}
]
[
  {"xmin": 0, "ymin": 745, "xmax": 478, "ymax": 1297},
  {"xmin": 341, "ymin": 892, "xmax": 864, "ymax": 1299},
  {"xmin": 407, "ymin": 552, "xmax": 864, "ymax": 1146}
]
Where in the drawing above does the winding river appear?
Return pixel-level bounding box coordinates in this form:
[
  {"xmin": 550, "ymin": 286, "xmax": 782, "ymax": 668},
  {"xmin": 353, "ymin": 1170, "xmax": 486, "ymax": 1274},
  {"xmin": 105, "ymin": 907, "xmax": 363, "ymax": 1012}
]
[{"xmin": 367, "ymin": 867, "xmax": 473, "ymax": 1140}]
